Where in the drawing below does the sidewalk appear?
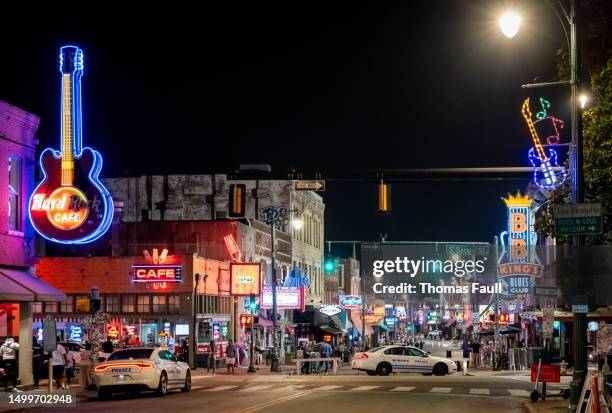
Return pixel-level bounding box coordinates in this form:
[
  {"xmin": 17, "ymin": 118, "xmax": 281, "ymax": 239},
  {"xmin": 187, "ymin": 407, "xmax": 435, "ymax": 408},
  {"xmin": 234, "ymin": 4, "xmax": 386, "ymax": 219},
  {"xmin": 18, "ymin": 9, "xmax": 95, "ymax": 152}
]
[{"xmin": 523, "ymin": 399, "xmax": 569, "ymax": 413}]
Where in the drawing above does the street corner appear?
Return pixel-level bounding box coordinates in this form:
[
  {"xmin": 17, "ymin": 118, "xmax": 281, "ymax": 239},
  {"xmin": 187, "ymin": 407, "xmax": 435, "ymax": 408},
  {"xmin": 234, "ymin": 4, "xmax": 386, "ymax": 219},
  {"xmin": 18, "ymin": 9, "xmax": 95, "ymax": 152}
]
[{"xmin": 522, "ymin": 399, "xmax": 569, "ymax": 413}]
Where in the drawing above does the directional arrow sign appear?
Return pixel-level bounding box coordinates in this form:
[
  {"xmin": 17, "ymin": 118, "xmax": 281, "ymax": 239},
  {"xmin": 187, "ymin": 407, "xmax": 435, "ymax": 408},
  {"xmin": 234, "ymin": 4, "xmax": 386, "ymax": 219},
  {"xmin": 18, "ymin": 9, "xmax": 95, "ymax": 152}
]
[
  {"xmin": 553, "ymin": 203, "xmax": 602, "ymax": 236},
  {"xmin": 295, "ymin": 180, "xmax": 325, "ymax": 191}
]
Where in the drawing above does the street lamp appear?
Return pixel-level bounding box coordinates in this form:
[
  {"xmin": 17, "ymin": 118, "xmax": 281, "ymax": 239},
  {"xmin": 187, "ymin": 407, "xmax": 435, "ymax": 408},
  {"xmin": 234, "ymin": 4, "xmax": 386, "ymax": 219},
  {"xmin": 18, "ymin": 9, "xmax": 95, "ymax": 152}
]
[
  {"xmin": 500, "ymin": 2, "xmax": 587, "ymax": 410},
  {"xmin": 499, "ymin": 12, "xmax": 521, "ymax": 38},
  {"xmin": 292, "ymin": 216, "xmax": 303, "ymax": 231},
  {"xmin": 268, "ymin": 207, "xmax": 301, "ymax": 372},
  {"xmin": 579, "ymin": 94, "xmax": 589, "ymax": 109}
]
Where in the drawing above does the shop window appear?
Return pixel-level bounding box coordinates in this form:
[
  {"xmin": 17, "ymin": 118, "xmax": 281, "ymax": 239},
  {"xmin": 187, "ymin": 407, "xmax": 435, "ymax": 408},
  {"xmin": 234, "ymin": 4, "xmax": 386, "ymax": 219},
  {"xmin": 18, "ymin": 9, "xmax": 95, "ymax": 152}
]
[
  {"xmin": 122, "ymin": 296, "xmax": 135, "ymax": 313},
  {"xmin": 75, "ymin": 295, "xmax": 90, "ymax": 313},
  {"xmin": 137, "ymin": 295, "xmax": 150, "ymax": 313},
  {"xmin": 60, "ymin": 296, "xmax": 73, "ymax": 313},
  {"xmin": 45, "ymin": 302, "xmax": 58, "ymax": 313},
  {"xmin": 168, "ymin": 295, "xmax": 180, "ymax": 314},
  {"xmin": 8, "ymin": 156, "xmax": 21, "ymax": 232},
  {"xmin": 152, "ymin": 295, "xmax": 166, "ymax": 313},
  {"xmin": 105, "ymin": 295, "xmax": 120, "ymax": 313},
  {"xmin": 32, "ymin": 302, "xmax": 43, "ymax": 313}
]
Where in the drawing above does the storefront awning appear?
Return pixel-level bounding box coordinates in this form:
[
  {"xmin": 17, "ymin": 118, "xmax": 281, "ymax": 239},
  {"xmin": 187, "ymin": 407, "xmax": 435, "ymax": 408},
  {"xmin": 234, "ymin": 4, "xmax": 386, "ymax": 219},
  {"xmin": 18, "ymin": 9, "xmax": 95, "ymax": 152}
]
[
  {"xmin": 444, "ymin": 319, "xmax": 457, "ymax": 328},
  {"xmin": 0, "ymin": 269, "xmax": 65, "ymax": 302},
  {"xmin": 350, "ymin": 314, "xmax": 374, "ymax": 337},
  {"xmin": 377, "ymin": 324, "xmax": 391, "ymax": 333},
  {"xmin": 319, "ymin": 325, "xmax": 344, "ymax": 335}
]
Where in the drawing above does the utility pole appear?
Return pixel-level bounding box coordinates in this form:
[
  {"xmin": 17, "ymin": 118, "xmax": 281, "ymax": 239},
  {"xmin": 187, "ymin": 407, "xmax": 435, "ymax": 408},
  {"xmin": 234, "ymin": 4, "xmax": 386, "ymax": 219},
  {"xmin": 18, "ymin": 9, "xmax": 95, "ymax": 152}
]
[
  {"xmin": 191, "ymin": 274, "xmax": 200, "ymax": 370},
  {"xmin": 270, "ymin": 216, "xmax": 281, "ymax": 372},
  {"xmin": 248, "ymin": 298, "xmax": 256, "ymax": 373}
]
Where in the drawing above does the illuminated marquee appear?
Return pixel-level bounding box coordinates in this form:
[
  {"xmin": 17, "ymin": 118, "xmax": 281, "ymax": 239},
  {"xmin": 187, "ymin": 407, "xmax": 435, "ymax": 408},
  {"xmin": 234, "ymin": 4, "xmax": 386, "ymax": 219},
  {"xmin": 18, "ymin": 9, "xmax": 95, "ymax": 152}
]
[
  {"xmin": 29, "ymin": 45, "xmax": 113, "ymax": 244},
  {"xmin": 260, "ymin": 286, "xmax": 304, "ymax": 310},
  {"xmin": 132, "ymin": 248, "xmax": 182, "ymax": 288},
  {"xmin": 338, "ymin": 295, "xmax": 362, "ymax": 309}
]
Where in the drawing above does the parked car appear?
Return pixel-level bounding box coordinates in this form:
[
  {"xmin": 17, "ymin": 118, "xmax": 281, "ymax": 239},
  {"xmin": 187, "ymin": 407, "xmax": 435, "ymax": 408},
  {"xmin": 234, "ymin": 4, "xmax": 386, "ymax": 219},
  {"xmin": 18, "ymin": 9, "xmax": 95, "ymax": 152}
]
[
  {"xmin": 351, "ymin": 345, "xmax": 456, "ymax": 376},
  {"xmin": 427, "ymin": 330, "xmax": 441, "ymax": 339},
  {"xmin": 93, "ymin": 347, "xmax": 191, "ymax": 399}
]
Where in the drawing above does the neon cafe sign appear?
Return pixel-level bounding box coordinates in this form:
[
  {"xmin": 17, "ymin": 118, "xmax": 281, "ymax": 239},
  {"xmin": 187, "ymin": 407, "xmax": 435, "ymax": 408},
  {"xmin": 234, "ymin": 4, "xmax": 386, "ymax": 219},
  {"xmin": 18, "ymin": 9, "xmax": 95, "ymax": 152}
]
[
  {"xmin": 29, "ymin": 45, "xmax": 113, "ymax": 244},
  {"xmin": 132, "ymin": 248, "xmax": 183, "ymax": 290}
]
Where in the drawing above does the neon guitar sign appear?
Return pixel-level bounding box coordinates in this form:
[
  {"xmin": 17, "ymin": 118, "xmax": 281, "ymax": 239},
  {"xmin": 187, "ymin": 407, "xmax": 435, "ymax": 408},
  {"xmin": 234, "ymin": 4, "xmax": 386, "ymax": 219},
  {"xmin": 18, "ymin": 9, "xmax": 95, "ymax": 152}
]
[
  {"xmin": 521, "ymin": 97, "xmax": 567, "ymax": 190},
  {"xmin": 29, "ymin": 46, "xmax": 113, "ymax": 244}
]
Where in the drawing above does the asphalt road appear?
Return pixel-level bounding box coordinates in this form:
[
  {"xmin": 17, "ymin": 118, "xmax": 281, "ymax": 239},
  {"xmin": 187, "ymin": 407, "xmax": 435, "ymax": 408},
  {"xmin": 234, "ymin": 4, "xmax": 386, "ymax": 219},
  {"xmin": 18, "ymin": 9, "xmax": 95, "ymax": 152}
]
[{"xmin": 34, "ymin": 373, "xmax": 546, "ymax": 413}]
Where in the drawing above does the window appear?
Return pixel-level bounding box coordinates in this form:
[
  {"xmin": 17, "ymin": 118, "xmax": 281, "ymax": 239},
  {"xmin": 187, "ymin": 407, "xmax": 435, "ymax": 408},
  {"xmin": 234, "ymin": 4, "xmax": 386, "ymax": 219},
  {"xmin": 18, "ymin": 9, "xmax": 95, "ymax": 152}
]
[
  {"xmin": 45, "ymin": 302, "xmax": 58, "ymax": 313},
  {"xmin": 158, "ymin": 350, "xmax": 177, "ymax": 361},
  {"xmin": 152, "ymin": 295, "xmax": 166, "ymax": 313},
  {"xmin": 105, "ymin": 295, "xmax": 120, "ymax": 313},
  {"xmin": 32, "ymin": 302, "xmax": 43, "ymax": 313},
  {"xmin": 122, "ymin": 296, "xmax": 135, "ymax": 313},
  {"xmin": 60, "ymin": 296, "xmax": 73, "ymax": 313},
  {"xmin": 406, "ymin": 347, "xmax": 427, "ymax": 357},
  {"xmin": 137, "ymin": 296, "xmax": 150, "ymax": 313},
  {"xmin": 108, "ymin": 349, "xmax": 153, "ymax": 361},
  {"xmin": 8, "ymin": 156, "xmax": 21, "ymax": 231},
  {"xmin": 75, "ymin": 295, "xmax": 90, "ymax": 313},
  {"xmin": 168, "ymin": 295, "xmax": 180, "ymax": 314}
]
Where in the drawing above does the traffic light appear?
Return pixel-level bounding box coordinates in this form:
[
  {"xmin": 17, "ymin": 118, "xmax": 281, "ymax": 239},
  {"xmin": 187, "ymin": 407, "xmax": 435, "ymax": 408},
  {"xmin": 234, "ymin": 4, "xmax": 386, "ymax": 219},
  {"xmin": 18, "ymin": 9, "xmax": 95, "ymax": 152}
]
[
  {"xmin": 324, "ymin": 254, "xmax": 335, "ymax": 272},
  {"xmin": 377, "ymin": 179, "xmax": 391, "ymax": 214},
  {"xmin": 248, "ymin": 296, "xmax": 260, "ymax": 311},
  {"xmin": 240, "ymin": 314, "xmax": 252, "ymax": 325},
  {"xmin": 228, "ymin": 184, "xmax": 246, "ymax": 217}
]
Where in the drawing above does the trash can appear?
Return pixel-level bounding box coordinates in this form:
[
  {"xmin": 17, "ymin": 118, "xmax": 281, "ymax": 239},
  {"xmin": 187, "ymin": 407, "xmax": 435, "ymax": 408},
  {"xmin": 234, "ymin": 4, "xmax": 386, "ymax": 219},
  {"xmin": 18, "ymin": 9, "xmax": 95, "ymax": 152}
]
[{"xmin": 446, "ymin": 350, "xmax": 452, "ymax": 359}]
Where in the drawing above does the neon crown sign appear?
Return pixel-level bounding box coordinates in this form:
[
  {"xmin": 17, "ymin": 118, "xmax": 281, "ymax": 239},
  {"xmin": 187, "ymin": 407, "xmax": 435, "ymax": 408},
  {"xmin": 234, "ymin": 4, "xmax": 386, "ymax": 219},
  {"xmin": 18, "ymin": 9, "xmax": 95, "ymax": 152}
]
[{"xmin": 29, "ymin": 46, "xmax": 113, "ymax": 244}]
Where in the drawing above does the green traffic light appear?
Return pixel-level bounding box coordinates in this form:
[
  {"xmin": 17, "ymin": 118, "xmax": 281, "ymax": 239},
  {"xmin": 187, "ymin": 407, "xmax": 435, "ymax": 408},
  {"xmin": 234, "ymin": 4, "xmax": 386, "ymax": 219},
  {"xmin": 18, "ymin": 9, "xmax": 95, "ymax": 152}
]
[{"xmin": 324, "ymin": 260, "xmax": 335, "ymax": 272}]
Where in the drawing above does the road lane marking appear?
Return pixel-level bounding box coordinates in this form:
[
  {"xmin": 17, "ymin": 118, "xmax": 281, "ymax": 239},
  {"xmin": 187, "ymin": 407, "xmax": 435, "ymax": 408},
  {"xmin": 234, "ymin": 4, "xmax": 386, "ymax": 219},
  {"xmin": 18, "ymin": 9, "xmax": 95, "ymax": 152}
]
[
  {"xmin": 314, "ymin": 385, "xmax": 343, "ymax": 391},
  {"xmin": 469, "ymin": 388, "xmax": 490, "ymax": 395},
  {"xmin": 390, "ymin": 387, "xmax": 416, "ymax": 392},
  {"xmin": 240, "ymin": 385, "xmax": 275, "ymax": 391},
  {"xmin": 273, "ymin": 385, "xmax": 307, "ymax": 392},
  {"xmin": 350, "ymin": 386, "xmax": 380, "ymax": 391},
  {"xmin": 508, "ymin": 389, "xmax": 530, "ymax": 397},
  {"xmin": 430, "ymin": 387, "xmax": 452, "ymax": 393},
  {"xmin": 233, "ymin": 391, "xmax": 309, "ymax": 413},
  {"xmin": 205, "ymin": 385, "xmax": 239, "ymax": 391}
]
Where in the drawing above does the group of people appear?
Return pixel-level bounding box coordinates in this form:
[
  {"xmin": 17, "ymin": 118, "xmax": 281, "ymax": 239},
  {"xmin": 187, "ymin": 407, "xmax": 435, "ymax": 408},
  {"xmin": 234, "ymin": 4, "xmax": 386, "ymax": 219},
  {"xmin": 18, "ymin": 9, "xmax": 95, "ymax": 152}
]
[
  {"xmin": 48, "ymin": 337, "xmax": 94, "ymax": 390},
  {"xmin": 299, "ymin": 341, "xmax": 334, "ymax": 374},
  {"xmin": 462, "ymin": 339, "xmax": 493, "ymax": 368},
  {"xmin": 206, "ymin": 340, "xmax": 248, "ymax": 375}
]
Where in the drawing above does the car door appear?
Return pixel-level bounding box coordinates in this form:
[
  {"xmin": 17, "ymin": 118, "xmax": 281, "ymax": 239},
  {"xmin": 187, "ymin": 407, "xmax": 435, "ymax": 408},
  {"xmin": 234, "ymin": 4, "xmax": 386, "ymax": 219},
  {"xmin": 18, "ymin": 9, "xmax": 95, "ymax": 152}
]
[
  {"xmin": 382, "ymin": 347, "xmax": 410, "ymax": 373},
  {"xmin": 160, "ymin": 350, "xmax": 183, "ymax": 387},
  {"xmin": 407, "ymin": 347, "xmax": 435, "ymax": 373}
]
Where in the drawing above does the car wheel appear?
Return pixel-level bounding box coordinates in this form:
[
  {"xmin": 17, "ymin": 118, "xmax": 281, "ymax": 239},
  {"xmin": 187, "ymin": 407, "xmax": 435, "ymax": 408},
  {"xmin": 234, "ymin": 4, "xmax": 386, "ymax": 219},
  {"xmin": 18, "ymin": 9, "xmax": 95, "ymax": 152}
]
[
  {"xmin": 433, "ymin": 363, "xmax": 448, "ymax": 376},
  {"xmin": 98, "ymin": 388, "xmax": 111, "ymax": 400},
  {"xmin": 366, "ymin": 370, "xmax": 377, "ymax": 376},
  {"xmin": 376, "ymin": 363, "xmax": 392, "ymax": 376},
  {"xmin": 156, "ymin": 372, "xmax": 168, "ymax": 396},
  {"xmin": 182, "ymin": 370, "xmax": 191, "ymax": 392}
]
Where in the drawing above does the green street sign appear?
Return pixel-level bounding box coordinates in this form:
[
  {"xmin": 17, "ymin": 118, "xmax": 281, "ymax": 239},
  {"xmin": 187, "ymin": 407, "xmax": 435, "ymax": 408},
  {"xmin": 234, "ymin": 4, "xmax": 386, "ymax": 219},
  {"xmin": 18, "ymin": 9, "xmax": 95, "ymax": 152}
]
[{"xmin": 553, "ymin": 203, "xmax": 603, "ymax": 236}]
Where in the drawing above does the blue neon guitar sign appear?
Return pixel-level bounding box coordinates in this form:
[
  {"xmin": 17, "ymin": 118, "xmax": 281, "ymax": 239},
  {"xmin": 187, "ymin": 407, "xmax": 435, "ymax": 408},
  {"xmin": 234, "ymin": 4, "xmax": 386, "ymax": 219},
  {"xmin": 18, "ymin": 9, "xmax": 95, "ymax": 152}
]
[{"xmin": 29, "ymin": 46, "xmax": 113, "ymax": 244}]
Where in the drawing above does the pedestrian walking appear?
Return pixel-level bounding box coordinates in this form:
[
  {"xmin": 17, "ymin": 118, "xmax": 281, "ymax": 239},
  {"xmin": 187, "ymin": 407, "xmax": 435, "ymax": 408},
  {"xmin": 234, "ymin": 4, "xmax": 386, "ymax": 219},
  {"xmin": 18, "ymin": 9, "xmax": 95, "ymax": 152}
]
[
  {"xmin": 0, "ymin": 336, "xmax": 20, "ymax": 392},
  {"xmin": 64, "ymin": 345, "xmax": 76, "ymax": 388},
  {"xmin": 51, "ymin": 338, "xmax": 66, "ymax": 390},
  {"xmin": 208, "ymin": 341, "xmax": 217, "ymax": 375},
  {"xmin": 79, "ymin": 343, "xmax": 93, "ymax": 388},
  {"xmin": 101, "ymin": 337, "xmax": 114, "ymax": 354},
  {"xmin": 471, "ymin": 340, "xmax": 481, "ymax": 368},
  {"xmin": 32, "ymin": 337, "xmax": 44, "ymax": 389},
  {"xmin": 300, "ymin": 343, "xmax": 311, "ymax": 374},
  {"xmin": 319, "ymin": 341, "xmax": 332, "ymax": 373},
  {"xmin": 225, "ymin": 340, "xmax": 236, "ymax": 375}
]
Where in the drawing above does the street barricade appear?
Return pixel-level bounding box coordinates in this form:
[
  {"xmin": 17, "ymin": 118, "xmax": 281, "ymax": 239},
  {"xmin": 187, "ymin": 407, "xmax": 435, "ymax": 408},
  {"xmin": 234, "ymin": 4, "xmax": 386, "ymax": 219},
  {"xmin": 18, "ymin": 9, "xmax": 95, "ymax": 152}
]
[{"xmin": 295, "ymin": 357, "xmax": 341, "ymax": 375}]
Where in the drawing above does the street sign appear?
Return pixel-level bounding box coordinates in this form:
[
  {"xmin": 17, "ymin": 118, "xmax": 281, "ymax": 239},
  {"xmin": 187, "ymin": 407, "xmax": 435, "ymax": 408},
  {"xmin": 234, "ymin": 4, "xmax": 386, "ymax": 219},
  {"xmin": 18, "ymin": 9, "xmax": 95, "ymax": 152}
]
[
  {"xmin": 554, "ymin": 203, "xmax": 603, "ymax": 236},
  {"xmin": 294, "ymin": 180, "xmax": 325, "ymax": 191},
  {"xmin": 542, "ymin": 298, "xmax": 555, "ymax": 339},
  {"xmin": 42, "ymin": 316, "xmax": 57, "ymax": 353},
  {"xmin": 572, "ymin": 304, "xmax": 588, "ymax": 314},
  {"xmin": 531, "ymin": 364, "xmax": 560, "ymax": 382},
  {"xmin": 534, "ymin": 287, "xmax": 559, "ymax": 297},
  {"xmin": 445, "ymin": 243, "xmax": 489, "ymax": 257},
  {"xmin": 472, "ymin": 313, "xmax": 480, "ymax": 324}
]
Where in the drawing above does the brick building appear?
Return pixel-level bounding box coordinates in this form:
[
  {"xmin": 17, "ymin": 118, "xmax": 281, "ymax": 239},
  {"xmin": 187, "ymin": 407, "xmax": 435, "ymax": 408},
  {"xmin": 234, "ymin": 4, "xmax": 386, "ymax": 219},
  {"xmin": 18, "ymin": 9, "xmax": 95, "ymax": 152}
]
[{"xmin": 0, "ymin": 99, "xmax": 65, "ymax": 388}]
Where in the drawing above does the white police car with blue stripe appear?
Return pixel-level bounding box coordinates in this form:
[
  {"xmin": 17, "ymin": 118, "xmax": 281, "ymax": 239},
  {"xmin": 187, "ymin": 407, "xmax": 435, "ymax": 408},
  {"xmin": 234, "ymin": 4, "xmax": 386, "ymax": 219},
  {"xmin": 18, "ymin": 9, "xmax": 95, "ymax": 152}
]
[{"xmin": 351, "ymin": 345, "xmax": 456, "ymax": 376}]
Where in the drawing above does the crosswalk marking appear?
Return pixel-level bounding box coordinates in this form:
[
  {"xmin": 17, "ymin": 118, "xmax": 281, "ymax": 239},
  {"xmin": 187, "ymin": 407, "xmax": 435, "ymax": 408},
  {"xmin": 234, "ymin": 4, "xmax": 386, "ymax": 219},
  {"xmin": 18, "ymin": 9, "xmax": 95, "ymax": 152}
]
[
  {"xmin": 430, "ymin": 387, "xmax": 452, "ymax": 393},
  {"xmin": 314, "ymin": 385, "xmax": 343, "ymax": 391},
  {"xmin": 508, "ymin": 389, "xmax": 530, "ymax": 397},
  {"xmin": 350, "ymin": 386, "xmax": 380, "ymax": 391},
  {"xmin": 390, "ymin": 387, "xmax": 416, "ymax": 392},
  {"xmin": 240, "ymin": 385, "xmax": 275, "ymax": 392},
  {"xmin": 469, "ymin": 388, "xmax": 490, "ymax": 395},
  {"xmin": 205, "ymin": 386, "xmax": 238, "ymax": 391},
  {"xmin": 273, "ymin": 385, "xmax": 307, "ymax": 392}
]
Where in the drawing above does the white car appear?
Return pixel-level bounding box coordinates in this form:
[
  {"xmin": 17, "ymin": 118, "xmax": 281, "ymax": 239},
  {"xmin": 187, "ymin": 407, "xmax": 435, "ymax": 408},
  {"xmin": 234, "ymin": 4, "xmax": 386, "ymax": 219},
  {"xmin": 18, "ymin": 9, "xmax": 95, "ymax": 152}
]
[
  {"xmin": 427, "ymin": 330, "xmax": 441, "ymax": 339},
  {"xmin": 93, "ymin": 347, "xmax": 191, "ymax": 398},
  {"xmin": 351, "ymin": 345, "xmax": 457, "ymax": 376}
]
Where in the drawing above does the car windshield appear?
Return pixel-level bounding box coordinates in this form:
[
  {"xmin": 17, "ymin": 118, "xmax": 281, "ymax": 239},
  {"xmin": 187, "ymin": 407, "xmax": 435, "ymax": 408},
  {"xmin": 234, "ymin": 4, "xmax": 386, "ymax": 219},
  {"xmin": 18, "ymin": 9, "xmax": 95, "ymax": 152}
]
[
  {"xmin": 107, "ymin": 349, "xmax": 154, "ymax": 361},
  {"xmin": 367, "ymin": 347, "xmax": 385, "ymax": 353}
]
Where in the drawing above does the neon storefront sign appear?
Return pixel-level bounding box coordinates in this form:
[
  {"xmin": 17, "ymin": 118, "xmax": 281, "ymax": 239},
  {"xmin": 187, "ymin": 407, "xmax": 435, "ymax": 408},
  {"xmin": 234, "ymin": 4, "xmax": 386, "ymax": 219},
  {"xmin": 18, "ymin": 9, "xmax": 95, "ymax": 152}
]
[{"xmin": 338, "ymin": 295, "xmax": 362, "ymax": 309}]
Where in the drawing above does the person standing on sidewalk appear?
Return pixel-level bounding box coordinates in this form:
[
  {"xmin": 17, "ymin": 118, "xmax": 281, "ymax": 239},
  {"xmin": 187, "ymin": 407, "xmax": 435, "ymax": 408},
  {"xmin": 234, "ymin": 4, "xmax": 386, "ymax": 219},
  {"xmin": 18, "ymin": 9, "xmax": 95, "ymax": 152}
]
[
  {"xmin": 319, "ymin": 341, "xmax": 332, "ymax": 373},
  {"xmin": 51, "ymin": 338, "xmax": 66, "ymax": 390},
  {"xmin": 207, "ymin": 341, "xmax": 216, "ymax": 375},
  {"xmin": 225, "ymin": 340, "xmax": 236, "ymax": 375},
  {"xmin": 0, "ymin": 336, "xmax": 20, "ymax": 392},
  {"xmin": 79, "ymin": 343, "xmax": 93, "ymax": 389},
  {"xmin": 32, "ymin": 337, "xmax": 44, "ymax": 389},
  {"xmin": 471, "ymin": 340, "xmax": 481, "ymax": 368}
]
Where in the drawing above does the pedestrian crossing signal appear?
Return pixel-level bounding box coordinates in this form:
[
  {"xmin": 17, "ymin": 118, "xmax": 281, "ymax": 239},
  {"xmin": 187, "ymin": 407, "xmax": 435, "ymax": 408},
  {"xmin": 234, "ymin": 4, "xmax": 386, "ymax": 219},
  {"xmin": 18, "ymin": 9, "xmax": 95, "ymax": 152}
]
[
  {"xmin": 240, "ymin": 314, "xmax": 252, "ymax": 325},
  {"xmin": 229, "ymin": 184, "xmax": 246, "ymax": 217}
]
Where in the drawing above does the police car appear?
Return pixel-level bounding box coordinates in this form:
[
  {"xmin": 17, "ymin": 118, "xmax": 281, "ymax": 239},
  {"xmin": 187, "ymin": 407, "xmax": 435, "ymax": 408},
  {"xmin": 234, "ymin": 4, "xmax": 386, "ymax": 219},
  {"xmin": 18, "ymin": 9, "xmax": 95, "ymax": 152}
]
[
  {"xmin": 351, "ymin": 345, "xmax": 457, "ymax": 376},
  {"xmin": 93, "ymin": 348, "xmax": 191, "ymax": 399}
]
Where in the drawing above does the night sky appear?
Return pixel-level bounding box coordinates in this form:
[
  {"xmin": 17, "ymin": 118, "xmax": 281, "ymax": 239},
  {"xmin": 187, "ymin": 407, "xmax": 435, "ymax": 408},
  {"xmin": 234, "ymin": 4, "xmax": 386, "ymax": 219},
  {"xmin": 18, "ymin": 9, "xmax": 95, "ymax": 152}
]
[{"xmin": 3, "ymin": 2, "xmax": 573, "ymax": 253}]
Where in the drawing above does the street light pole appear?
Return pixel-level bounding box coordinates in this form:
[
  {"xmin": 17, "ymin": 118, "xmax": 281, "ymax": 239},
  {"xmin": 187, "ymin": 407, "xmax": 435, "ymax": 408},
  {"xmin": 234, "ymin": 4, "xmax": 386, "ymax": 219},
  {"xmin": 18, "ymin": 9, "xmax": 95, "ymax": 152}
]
[
  {"xmin": 191, "ymin": 274, "xmax": 200, "ymax": 370},
  {"xmin": 270, "ymin": 215, "xmax": 281, "ymax": 372},
  {"xmin": 248, "ymin": 298, "xmax": 256, "ymax": 373}
]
